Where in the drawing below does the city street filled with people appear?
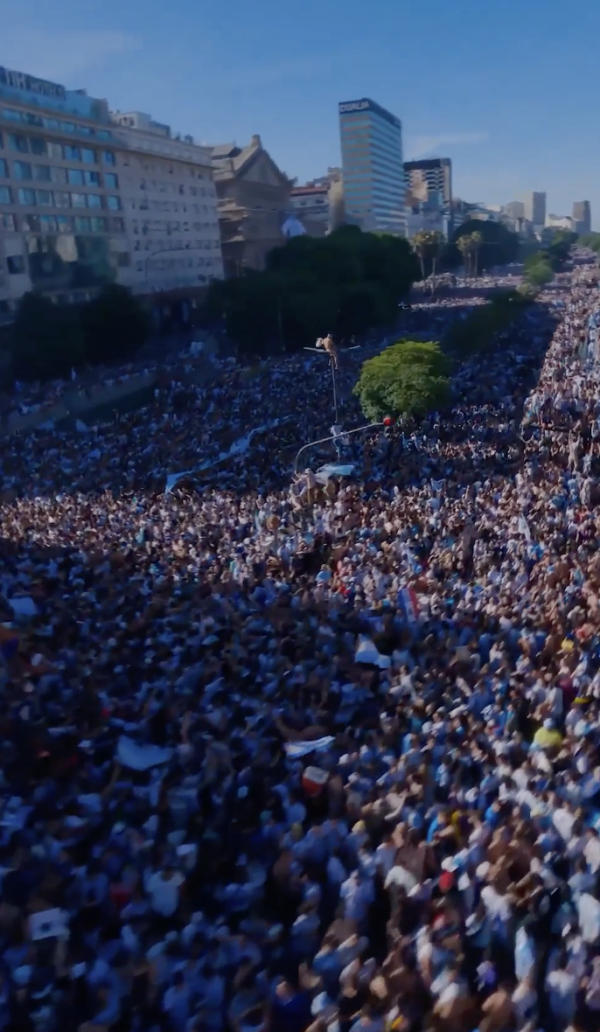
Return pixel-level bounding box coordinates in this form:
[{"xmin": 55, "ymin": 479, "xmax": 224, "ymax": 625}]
[{"xmin": 0, "ymin": 258, "xmax": 600, "ymax": 1032}]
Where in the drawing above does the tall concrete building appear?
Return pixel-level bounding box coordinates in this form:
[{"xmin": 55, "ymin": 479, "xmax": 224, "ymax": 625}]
[
  {"xmin": 573, "ymin": 200, "xmax": 591, "ymax": 235},
  {"xmin": 524, "ymin": 191, "xmax": 546, "ymax": 226},
  {"xmin": 338, "ymin": 98, "xmax": 405, "ymax": 235},
  {"xmin": 404, "ymin": 158, "xmax": 452, "ymax": 211},
  {"xmin": 503, "ymin": 201, "xmax": 525, "ymax": 221},
  {"xmin": 0, "ymin": 64, "xmax": 222, "ymax": 324}
]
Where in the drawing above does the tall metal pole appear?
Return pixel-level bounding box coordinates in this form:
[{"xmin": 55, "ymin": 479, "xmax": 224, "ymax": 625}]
[{"xmin": 330, "ymin": 356, "xmax": 339, "ymax": 424}]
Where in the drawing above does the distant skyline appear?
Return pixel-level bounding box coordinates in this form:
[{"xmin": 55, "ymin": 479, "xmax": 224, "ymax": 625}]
[{"xmin": 2, "ymin": 0, "xmax": 599, "ymax": 227}]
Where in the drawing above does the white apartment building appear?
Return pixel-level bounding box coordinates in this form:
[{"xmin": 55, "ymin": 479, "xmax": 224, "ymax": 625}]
[{"xmin": 110, "ymin": 111, "xmax": 223, "ymax": 294}]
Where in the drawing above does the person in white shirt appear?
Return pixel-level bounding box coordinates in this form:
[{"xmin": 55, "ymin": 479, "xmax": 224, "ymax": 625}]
[
  {"xmin": 145, "ymin": 864, "xmax": 185, "ymax": 918},
  {"xmin": 545, "ymin": 952, "xmax": 577, "ymax": 1029}
]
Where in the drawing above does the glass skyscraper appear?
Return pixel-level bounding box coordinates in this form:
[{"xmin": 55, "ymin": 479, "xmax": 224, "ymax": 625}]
[{"xmin": 338, "ymin": 98, "xmax": 405, "ymax": 236}]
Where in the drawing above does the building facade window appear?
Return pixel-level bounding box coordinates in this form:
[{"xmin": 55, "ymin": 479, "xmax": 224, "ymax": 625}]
[
  {"xmin": 22, "ymin": 214, "xmax": 40, "ymax": 231},
  {"xmin": 63, "ymin": 145, "xmax": 81, "ymax": 162},
  {"xmin": 17, "ymin": 188, "xmax": 36, "ymax": 204},
  {"xmin": 91, "ymin": 217, "xmax": 107, "ymax": 232},
  {"xmin": 8, "ymin": 133, "xmax": 28, "ymax": 153},
  {"xmin": 104, "ymin": 173, "xmax": 118, "ymax": 189},
  {"xmin": 1, "ymin": 213, "xmax": 16, "ymax": 230},
  {"xmin": 47, "ymin": 142, "xmax": 63, "ymax": 160},
  {"xmin": 29, "ymin": 137, "xmax": 46, "ymax": 156},
  {"xmin": 87, "ymin": 193, "xmax": 102, "ymax": 209},
  {"xmin": 0, "ymin": 185, "xmax": 12, "ymax": 203},
  {"xmin": 39, "ymin": 215, "xmax": 58, "ymax": 232},
  {"xmin": 0, "ymin": 158, "xmax": 8, "ymax": 178},
  {"xmin": 53, "ymin": 192, "xmax": 71, "ymax": 208},
  {"xmin": 33, "ymin": 165, "xmax": 51, "ymax": 182},
  {"xmin": 81, "ymin": 148, "xmax": 97, "ymax": 164},
  {"xmin": 71, "ymin": 193, "xmax": 87, "ymax": 208},
  {"xmin": 68, "ymin": 169, "xmax": 84, "ymax": 186},
  {"xmin": 106, "ymin": 195, "xmax": 121, "ymax": 210},
  {"xmin": 75, "ymin": 216, "xmax": 91, "ymax": 232},
  {"xmin": 102, "ymin": 150, "xmax": 116, "ymax": 166},
  {"xmin": 50, "ymin": 167, "xmax": 68, "ymax": 184},
  {"xmin": 84, "ymin": 170, "xmax": 100, "ymax": 186},
  {"xmin": 13, "ymin": 161, "xmax": 32, "ymax": 180}
]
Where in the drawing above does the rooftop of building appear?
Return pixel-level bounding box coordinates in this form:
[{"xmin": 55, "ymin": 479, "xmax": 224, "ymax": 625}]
[
  {"xmin": 290, "ymin": 184, "xmax": 329, "ymax": 195},
  {"xmin": 210, "ymin": 136, "xmax": 263, "ymax": 177},
  {"xmin": 404, "ymin": 158, "xmax": 451, "ymax": 171},
  {"xmin": 0, "ymin": 65, "xmax": 110, "ymax": 123}
]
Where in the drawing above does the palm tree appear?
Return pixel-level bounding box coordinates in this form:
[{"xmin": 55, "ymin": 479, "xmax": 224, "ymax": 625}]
[
  {"xmin": 456, "ymin": 234, "xmax": 473, "ymax": 277},
  {"xmin": 428, "ymin": 231, "xmax": 444, "ymax": 295},
  {"xmin": 413, "ymin": 231, "xmax": 429, "ymax": 283},
  {"xmin": 470, "ymin": 231, "xmax": 483, "ymax": 278}
]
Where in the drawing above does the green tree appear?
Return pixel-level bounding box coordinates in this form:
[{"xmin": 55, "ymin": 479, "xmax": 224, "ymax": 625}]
[
  {"xmin": 517, "ymin": 281, "xmax": 539, "ymax": 300},
  {"xmin": 447, "ymin": 219, "xmax": 519, "ymax": 272},
  {"xmin": 526, "ymin": 261, "xmax": 554, "ymax": 287},
  {"xmin": 81, "ymin": 284, "xmax": 149, "ymax": 365},
  {"xmin": 413, "ymin": 230, "xmax": 445, "ymax": 291},
  {"xmin": 470, "ymin": 230, "xmax": 483, "ymax": 277},
  {"xmin": 205, "ymin": 227, "xmax": 419, "ymax": 355},
  {"xmin": 413, "ymin": 231, "xmax": 430, "ymax": 282},
  {"xmin": 443, "ymin": 290, "xmax": 532, "ymax": 357},
  {"xmin": 353, "ymin": 340, "xmax": 451, "ymax": 421},
  {"xmin": 12, "ymin": 292, "xmax": 85, "ymax": 382}
]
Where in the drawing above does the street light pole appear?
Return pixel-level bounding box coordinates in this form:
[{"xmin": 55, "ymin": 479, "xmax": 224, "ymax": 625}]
[
  {"xmin": 293, "ymin": 421, "xmax": 383, "ymax": 476},
  {"xmin": 144, "ymin": 244, "xmax": 196, "ymax": 287}
]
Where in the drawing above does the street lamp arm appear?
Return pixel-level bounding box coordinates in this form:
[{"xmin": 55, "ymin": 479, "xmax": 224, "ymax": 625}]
[{"xmin": 293, "ymin": 422, "xmax": 383, "ymax": 476}]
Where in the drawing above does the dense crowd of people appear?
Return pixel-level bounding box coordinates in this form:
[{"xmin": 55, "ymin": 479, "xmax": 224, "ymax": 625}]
[{"xmin": 0, "ymin": 258, "xmax": 599, "ymax": 1032}]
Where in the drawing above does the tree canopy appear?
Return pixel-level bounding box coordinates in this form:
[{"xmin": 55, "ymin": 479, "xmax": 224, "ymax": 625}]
[
  {"xmin": 443, "ymin": 290, "xmax": 533, "ymax": 358},
  {"xmin": 12, "ymin": 293, "xmax": 86, "ymax": 382},
  {"xmin": 204, "ymin": 226, "xmax": 420, "ymax": 355},
  {"xmin": 579, "ymin": 232, "xmax": 600, "ymax": 254},
  {"xmin": 444, "ymin": 219, "xmax": 520, "ymax": 272},
  {"xmin": 353, "ymin": 339, "xmax": 451, "ymax": 422},
  {"xmin": 413, "ymin": 230, "xmax": 444, "ymax": 286},
  {"xmin": 10, "ymin": 285, "xmax": 149, "ymax": 382},
  {"xmin": 525, "ymin": 260, "xmax": 554, "ymax": 287},
  {"xmin": 81, "ymin": 284, "xmax": 150, "ymax": 365}
]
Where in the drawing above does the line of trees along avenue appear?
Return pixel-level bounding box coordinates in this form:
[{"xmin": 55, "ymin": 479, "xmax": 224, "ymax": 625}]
[
  {"xmin": 204, "ymin": 226, "xmax": 421, "ymax": 355},
  {"xmin": 7, "ymin": 221, "xmax": 524, "ymax": 382},
  {"xmin": 523, "ymin": 230, "xmax": 578, "ymax": 289}
]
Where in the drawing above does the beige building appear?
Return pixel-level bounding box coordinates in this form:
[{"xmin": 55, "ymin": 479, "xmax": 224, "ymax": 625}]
[
  {"xmin": 0, "ymin": 65, "xmax": 223, "ymax": 327},
  {"xmin": 210, "ymin": 136, "xmax": 292, "ymax": 277},
  {"xmin": 0, "ymin": 68, "xmax": 123, "ymax": 320},
  {"xmin": 289, "ymin": 168, "xmax": 346, "ymax": 236},
  {"xmin": 110, "ymin": 111, "xmax": 223, "ymax": 294}
]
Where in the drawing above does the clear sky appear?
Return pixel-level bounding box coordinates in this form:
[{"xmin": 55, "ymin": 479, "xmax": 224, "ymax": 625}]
[{"xmin": 2, "ymin": 0, "xmax": 599, "ymax": 226}]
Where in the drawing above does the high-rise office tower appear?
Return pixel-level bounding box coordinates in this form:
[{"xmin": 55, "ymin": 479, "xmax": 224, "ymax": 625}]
[
  {"xmin": 338, "ymin": 98, "xmax": 405, "ymax": 235},
  {"xmin": 573, "ymin": 200, "xmax": 591, "ymax": 235},
  {"xmin": 524, "ymin": 191, "xmax": 546, "ymax": 226},
  {"xmin": 403, "ymin": 158, "xmax": 452, "ymax": 210}
]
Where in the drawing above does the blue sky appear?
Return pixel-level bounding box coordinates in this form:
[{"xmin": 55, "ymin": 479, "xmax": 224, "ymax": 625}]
[{"xmin": 3, "ymin": 0, "xmax": 599, "ymax": 226}]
